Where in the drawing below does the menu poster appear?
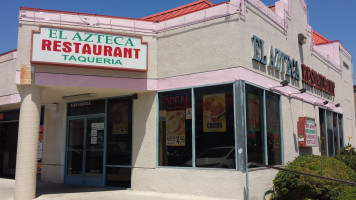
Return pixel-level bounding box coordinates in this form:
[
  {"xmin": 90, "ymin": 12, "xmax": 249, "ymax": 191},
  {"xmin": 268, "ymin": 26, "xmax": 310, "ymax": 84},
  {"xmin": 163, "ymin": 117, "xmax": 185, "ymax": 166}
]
[
  {"xmin": 305, "ymin": 118, "xmax": 317, "ymax": 147},
  {"xmin": 166, "ymin": 110, "xmax": 186, "ymax": 146},
  {"xmin": 203, "ymin": 93, "xmax": 226, "ymax": 132}
]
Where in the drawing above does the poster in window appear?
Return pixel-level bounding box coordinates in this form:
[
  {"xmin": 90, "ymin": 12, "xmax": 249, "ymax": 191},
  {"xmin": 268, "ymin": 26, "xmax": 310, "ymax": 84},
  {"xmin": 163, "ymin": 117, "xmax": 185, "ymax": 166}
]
[
  {"xmin": 166, "ymin": 110, "xmax": 186, "ymax": 146},
  {"xmin": 203, "ymin": 93, "xmax": 226, "ymax": 132}
]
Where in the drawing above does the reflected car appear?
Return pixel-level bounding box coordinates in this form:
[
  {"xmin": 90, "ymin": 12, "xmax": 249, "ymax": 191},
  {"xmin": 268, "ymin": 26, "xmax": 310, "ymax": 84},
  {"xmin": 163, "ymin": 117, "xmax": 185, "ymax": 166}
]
[{"xmin": 185, "ymin": 146, "xmax": 235, "ymax": 168}]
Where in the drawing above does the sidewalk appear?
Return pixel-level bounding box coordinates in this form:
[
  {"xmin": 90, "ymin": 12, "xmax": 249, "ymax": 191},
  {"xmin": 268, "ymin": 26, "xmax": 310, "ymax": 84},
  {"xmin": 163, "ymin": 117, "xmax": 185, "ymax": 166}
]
[{"xmin": 0, "ymin": 178, "xmax": 233, "ymax": 200}]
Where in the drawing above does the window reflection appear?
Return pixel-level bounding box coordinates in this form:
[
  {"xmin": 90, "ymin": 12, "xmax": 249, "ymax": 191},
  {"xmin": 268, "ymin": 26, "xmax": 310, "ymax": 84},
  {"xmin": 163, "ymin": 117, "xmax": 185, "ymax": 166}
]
[
  {"xmin": 319, "ymin": 109, "xmax": 326, "ymax": 156},
  {"xmin": 266, "ymin": 92, "xmax": 281, "ymax": 165},
  {"xmin": 107, "ymin": 100, "xmax": 132, "ymax": 166},
  {"xmin": 159, "ymin": 90, "xmax": 192, "ymax": 167},
  {"xmin": 246, "ymin": 85, "xmax": 264, "ymax": 165},
  {"xmin": 194, "ymin": 84, "xmax": 235, "ymax": 169}
]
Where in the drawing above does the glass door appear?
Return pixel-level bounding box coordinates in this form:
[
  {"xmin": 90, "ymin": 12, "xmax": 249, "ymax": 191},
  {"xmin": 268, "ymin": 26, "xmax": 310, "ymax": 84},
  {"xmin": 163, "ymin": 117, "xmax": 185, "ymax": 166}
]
[{"xmin": 65, "ymin": 116, "xmax": 105, "ymax": 187}]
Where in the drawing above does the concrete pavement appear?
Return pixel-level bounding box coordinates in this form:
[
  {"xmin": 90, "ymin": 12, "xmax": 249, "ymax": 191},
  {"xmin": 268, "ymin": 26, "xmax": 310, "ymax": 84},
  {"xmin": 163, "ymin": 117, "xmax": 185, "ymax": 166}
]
[{"xmin": 0, "ymin": 178, "xmax": 233, "ymax": 200}]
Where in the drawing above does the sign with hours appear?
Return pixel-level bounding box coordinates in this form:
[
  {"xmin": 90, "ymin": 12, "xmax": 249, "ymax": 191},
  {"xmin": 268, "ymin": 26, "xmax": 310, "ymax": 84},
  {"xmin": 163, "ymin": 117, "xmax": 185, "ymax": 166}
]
[{"xmin": 298, "ymin": 117, "xmax": 318, "ymax": 147}]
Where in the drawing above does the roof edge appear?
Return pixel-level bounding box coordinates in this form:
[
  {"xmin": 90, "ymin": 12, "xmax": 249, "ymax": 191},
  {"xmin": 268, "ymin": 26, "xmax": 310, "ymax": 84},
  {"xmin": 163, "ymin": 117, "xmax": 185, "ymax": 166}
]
[
  {"xmin": 0, "ymin": 49, "xmax": 17, "ymax": 57},
  {"xmin": 20, "ymin": 7, "xmax": 151, "ymax": 22}
]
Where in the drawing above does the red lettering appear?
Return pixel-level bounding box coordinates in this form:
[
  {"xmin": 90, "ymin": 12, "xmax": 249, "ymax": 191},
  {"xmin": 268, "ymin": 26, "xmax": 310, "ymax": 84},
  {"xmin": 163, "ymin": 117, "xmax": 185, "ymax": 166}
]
[
  {"xmin": 62, "ymin": 42, "xmax": 72, "ymax": 53},
  {"xmin": 93, "ymin": 45, "xmax": 102, "ymax": 55},
  {"xmin": 302, "ymin": 64, "xmax": 307, "ymax": 83},
  {"xmin": 133, "ymin": 49, "xmax": 140, "ymax": 59},
  {"xmin": 124, "ymin": 48, "xmax": 132, "ymax": 58},
  {"xmin": 113, "ymin": 47, "xmax": 122, "ymax": 57},
  {"xmin": 104, "ymin": 46, "xmax": 112, "ymax": 56},
  {"xmin": 53, "ymin": 40, "xmax": 61, "ymax": 52},
  {"xmin": 73, "ymin": 43, "xmax": 81, "ymax": 53},
  {"xmin": 42, "ymin": 39, "xmax": 52, "ymax": 51},
  {"xmin": 82, "ymin": 44, "xmax": 91, "ymax": 55}
]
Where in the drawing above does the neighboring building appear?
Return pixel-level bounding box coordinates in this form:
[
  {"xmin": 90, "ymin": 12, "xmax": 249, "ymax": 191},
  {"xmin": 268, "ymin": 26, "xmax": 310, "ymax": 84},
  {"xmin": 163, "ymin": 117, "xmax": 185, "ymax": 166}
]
[{"xmin": 0, "ymin": 0, "xmax": 354, "ymax": 199}]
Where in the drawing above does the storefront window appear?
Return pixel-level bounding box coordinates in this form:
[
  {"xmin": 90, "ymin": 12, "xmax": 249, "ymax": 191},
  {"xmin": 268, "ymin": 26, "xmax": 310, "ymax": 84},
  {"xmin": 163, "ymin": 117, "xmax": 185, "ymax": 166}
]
[
  {"xmin": 246, "ymin": 84, "xmax": 281, "ymax": 166},
  {"xmin": 327, "ymin": 111, "xmax": 334, "ymax": 156},
  {"xmin": 319, "ymin": 108, "xmax": 343, "ymax": 157},
  {"xmin": 157, "ymin": 83, "xmax": 281, "ymax": 169},
  {"xmin": 158, "ymin": 89, "xmax": 192, "ymax": 167},
  {"xmin": 107, "ymin": 99, "xmax": 132, "ymax": 166},
  {"xmin": 68, "ymin": 99, "xmax": 105, "ymax": 116},
  {"xmin": 266, "ymin": 92, "xmax": 281, "ymax": 165},
  {"xmin": 338, "ymin": 114, "xmax": 344, "ymax": 148},
  {"xmin": 246, "ymin": 85, "xmax": 264, "ymax": 165},
  {"xmin": 333, "ymin": 113, "xmax": 339, "ymax": 154},
  {"xmin": 319, "ymin": 109, "xmax": 326, "ymax": 156},
  {"xmin": 194, "ymin": 84, "xmax": 234, "ymax": 169}
]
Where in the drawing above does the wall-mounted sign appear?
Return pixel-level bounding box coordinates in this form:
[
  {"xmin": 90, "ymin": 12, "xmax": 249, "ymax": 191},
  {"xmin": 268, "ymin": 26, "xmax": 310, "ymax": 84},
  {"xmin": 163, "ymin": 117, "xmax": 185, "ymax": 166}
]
[
  {"xmin": 297, "ymin": 117, "xmax": 318, "ymax": 147},
  {"xmin": 31, "ymin": 27, "xmax": 148, "ymax": 71},
  {"xmin": 301, "ymin": 64, "xmax": 335, "ymax": 96},
  {"xmin": 252, "ymin": 35, "xmax": 300, "ymax": 81}
]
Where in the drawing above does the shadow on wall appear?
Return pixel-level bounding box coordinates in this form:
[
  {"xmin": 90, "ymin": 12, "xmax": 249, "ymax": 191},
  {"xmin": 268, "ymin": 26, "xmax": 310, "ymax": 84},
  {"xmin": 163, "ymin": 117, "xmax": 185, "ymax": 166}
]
[
  {"xmin": 299, "ymin": 147, "xmax": 312, "ymax": 156},
  {"xmin": 293, "ymin": 133, "xmax": 299, "ymax": 153},
  {"xmin": 131, "ymin": 93, "xmax": 156, "ymax": 167}
]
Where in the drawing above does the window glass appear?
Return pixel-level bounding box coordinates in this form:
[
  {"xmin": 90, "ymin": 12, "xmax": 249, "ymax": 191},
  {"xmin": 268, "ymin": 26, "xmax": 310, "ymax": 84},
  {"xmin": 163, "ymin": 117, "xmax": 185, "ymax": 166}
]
[
  {"xmin": 333, "ymin": 113, "xmax": 339, "ymax": 153},
  {"xmin": 0, "ymin": 110, "xmax": 19, "ymax": 122},
  {"xmin": 338, "ymin": 114, "xmax": 344, "ymax": 148},
  {"xmin": 106, "ymin": 167, "xmax": 131, "ymax": 188},
  {"xmin": 266, "ymin": 91, "xmax": 281, "ymax": 165},
  {"xmin": 194, "ymin": 84, "xmax": 235, "ymax": 169},
  {"xmin": 246, "ymin": 85, "xmax": 264, "ymax": 165},
  {"xmin": 158, "ymin": 90, "xmax": 192, "ymax": 167},
  {"xmin": 68, "ymin": 100, "xmax": 105, "ymax": 116},
  {"xmin": 327, "ymin": 111, "xmax": 334, "ymax": 156},
  {"xmin": 107, "ymin": 99, "xmax": 132, "ymax": 166},
  {"xmin": 319, "ymin": 109, "xmax": 326, "ymax": 156}
]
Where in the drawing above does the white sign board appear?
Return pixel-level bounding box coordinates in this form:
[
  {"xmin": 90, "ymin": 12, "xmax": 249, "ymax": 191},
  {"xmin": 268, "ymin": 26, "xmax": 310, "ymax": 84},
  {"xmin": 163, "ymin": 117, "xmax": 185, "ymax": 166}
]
[{"xmin": 31, "ymin": 27, "xmax": 148, "ymax": 71}]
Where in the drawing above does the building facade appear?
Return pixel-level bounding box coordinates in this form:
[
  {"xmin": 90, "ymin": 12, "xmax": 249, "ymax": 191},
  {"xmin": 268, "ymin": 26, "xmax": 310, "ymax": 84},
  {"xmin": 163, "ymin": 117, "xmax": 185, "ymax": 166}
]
[{"xmin": 0, "ymin": 0, "xmax": 354, "ymax": 199}]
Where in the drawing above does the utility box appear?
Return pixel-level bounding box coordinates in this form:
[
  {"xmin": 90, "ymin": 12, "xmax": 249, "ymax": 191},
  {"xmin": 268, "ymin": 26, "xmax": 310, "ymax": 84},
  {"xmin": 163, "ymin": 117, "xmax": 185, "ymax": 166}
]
[{"xmin": 298, "ymin": 117, "xmax": 318, "ymax": 147}]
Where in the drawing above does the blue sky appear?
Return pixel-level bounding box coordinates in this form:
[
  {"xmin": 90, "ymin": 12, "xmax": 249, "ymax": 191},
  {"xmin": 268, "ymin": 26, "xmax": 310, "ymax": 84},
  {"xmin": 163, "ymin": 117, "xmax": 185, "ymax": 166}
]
[{"xmin": 1, "ymin": 0, "xmax": 355, "ymax": 81}]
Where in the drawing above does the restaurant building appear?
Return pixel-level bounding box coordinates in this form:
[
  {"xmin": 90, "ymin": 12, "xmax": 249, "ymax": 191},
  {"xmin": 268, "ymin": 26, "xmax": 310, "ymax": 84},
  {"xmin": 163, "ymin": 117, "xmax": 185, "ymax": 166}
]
[{"xmin": 0, "ymin": 0, "xmax": 354, "ymax": 199}]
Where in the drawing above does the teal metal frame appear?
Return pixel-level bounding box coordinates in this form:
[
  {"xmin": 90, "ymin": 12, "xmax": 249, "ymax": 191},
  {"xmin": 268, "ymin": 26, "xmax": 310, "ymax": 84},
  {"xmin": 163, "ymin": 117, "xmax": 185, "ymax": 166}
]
[
  {"xmin": 64, "ymin": 95, "xmax": 135, "ymax": 188},
  {"xmin": 65, "ymin": 114, "xmax": 105, "ymax": 187}
]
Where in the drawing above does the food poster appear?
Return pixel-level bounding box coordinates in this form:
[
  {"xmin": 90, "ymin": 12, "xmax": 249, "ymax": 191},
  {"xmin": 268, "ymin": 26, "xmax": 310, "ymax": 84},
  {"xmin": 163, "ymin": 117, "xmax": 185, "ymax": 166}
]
[
  {"xmin": 305, "ymin": 118, "xmax": 317, "ymax": 146},
  {"xmin": 166, "ymin": 110, "xmax": 186, "ymax": 146},
  {"xmin": 203, "ymin": 93, "xmax": 226, "ymax": 132}
]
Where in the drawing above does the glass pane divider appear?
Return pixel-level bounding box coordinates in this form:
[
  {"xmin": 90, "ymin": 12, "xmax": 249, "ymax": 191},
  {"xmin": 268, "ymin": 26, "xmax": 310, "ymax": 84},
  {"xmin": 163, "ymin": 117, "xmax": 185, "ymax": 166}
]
[
  {"xmin": 324, "ymin": 110, "xmax": 329, "ymax": 157},
  {"xmin": 156, "ymin": 93, "xmax": 160, "ymax": 168},
  {"xmin": 279, "ymin": 94, "xmax": 284, "ymax": 165},
  {"xmin": 233, "ymin": 82, "xmax": 238, "ymax": 170},
  {"xmin": 192, "ymin": 88, "xmax": 196, "ymax": 168},
  {"xmin": 336, "ymin": 113, "xmax": 340, "ymax": 151},
  {"xmin": 262, "ymin": 90, "xmax": 268, "ymax": 165},
  {"xmin": 105, "ymin": 165, "xmax": 132, "ymax": 168},
  {"xmin": 83, "ymin": 118, "xmax": 87, "ymax": 177}
]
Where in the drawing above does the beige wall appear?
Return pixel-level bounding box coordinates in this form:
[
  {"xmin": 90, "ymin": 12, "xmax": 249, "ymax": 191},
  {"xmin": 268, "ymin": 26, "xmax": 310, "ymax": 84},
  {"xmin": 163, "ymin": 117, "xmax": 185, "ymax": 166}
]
[
  {"xmin": 41, "ymin": 103, "xmax": 67, "ymax": 183},
  {"xmin": 0, "ymin": 58, "xmax": 18, "ymax": 97}
]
